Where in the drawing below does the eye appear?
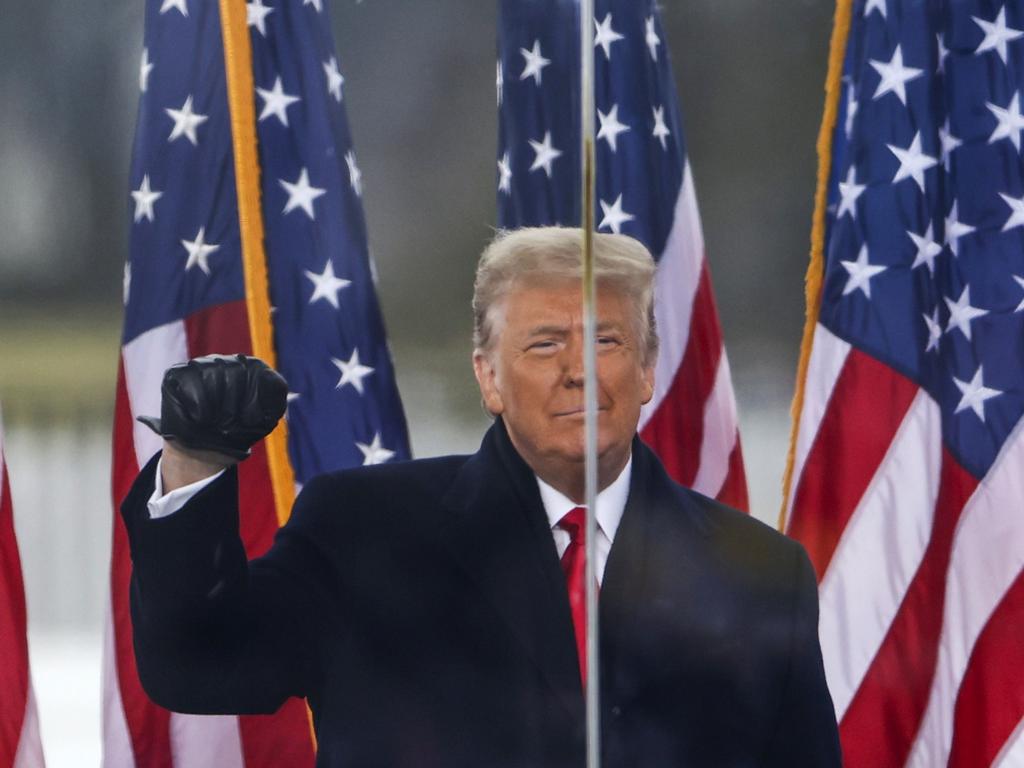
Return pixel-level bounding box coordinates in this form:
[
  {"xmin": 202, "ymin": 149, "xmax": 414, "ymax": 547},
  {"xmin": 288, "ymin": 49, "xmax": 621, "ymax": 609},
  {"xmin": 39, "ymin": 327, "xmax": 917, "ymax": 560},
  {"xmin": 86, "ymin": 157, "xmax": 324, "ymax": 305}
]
[
  {"xmin": 527, "ymin": 340, "xmax": 558, "ymax": 352},
  {"xmin": 597, "ymin": 335, "xmax": 621, "ymax": 348}
]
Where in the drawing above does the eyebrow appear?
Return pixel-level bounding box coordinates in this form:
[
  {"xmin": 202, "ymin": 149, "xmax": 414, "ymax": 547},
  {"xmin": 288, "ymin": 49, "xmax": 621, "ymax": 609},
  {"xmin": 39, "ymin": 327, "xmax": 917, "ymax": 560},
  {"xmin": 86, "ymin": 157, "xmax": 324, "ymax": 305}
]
[{"xmin": 523, "ymin": 321, "xmax": 624, "ymax": 337}]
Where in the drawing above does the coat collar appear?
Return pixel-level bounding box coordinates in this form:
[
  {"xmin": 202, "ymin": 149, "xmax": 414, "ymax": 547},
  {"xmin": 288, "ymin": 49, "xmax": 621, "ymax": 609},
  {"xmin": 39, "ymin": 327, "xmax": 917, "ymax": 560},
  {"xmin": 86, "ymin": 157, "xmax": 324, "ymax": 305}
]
[
  {"xmin": 437, "ymin": 418, "xmax": 582, "ymax": 714},
  {"xmin": 435, "ymin": 419, "xmax": 706, "ymax": 713}
]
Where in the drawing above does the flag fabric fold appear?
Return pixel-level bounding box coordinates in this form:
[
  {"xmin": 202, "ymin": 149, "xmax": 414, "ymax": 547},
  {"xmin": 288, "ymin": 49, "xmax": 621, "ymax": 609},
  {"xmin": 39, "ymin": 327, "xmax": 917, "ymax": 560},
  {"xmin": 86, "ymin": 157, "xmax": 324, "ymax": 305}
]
[
  {"xmin": 497, "ymin": 0, "xmax": 748, "ymax": 511},
  {"xmin": 107, "ymin": 0, "xmax": 410, "ymax": 765},
  {"xmin": 784, "ymin": 0, "xmax": 1024, "ymax": 764},
  {"xmin": 0, "ymin": 411, "xmax": 46, "ymax": 768}
]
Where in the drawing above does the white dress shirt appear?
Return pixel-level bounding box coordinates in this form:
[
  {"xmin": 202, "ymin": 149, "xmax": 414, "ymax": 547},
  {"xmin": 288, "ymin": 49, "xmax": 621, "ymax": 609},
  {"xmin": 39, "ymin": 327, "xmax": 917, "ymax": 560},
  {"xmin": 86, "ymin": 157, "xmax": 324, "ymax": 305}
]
[
  {"xmin": 148, "ymin": 455, "xmax": 633, "ymax": 586},
  {"xmin": 536, "ymin": 458, "xmax": 631, "ymax": 586}
]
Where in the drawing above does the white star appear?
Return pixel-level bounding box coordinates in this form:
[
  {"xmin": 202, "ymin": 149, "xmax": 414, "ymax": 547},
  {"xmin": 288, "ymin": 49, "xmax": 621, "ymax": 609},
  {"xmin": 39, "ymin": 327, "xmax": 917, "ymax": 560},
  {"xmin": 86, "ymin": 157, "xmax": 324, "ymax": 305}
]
[
  {"xmin": 246, "ymin": 0, "xmax": 274, "ymax": 36},
  {"xmin": 939, "ymin": 119, "xmax": 962, "ymax": 171},
  {"xmin": 999, "ymin": 191, "xmax": 1024, "ymax": 231},
  {"xmin": 131, "ymin": 174, "xmax": 163, "ymax": 223},
  {"xmin": 166, "ymin": 95, "xmax": 208, "ymax": 145},
  {"xmin": 945, "ymin": 286, "xmax": 988, "ymax": 341},
  {"xmin": 497, "ymin": 151, "xmax": 512, "ymax": 194},
  {"xmin": 346, "ymin": 151, "xmax": 363, "ymax": 196},
  {"xmin": 953, "ymin": 366, "xmax": 1002, "ymax": 422},
  {"xmin": 837, "ymin": 167, "xmax": 866, "ymax": 219},
  {"xmin": 888, "ymin": 132, "xmax": 937, "ymax": 192},
  {"xmin": 594, "ymin": 13, "xmax": 624, "ymax": 60},
  {"xmin": 528, "ymin": 131, "xmax": 562, "ymax": 177},
  {"xmin": 280, "ymin": 168, "xmax": 326, "ymax": 219},
  {"xmin": 937, "ymin": 33, "xmax": 950, "ymax": 74},
  {"xmin": 256, "ymin": 76, "xmax": 300, "ymax": 127},
  {"xmin": 945, "ymin": 201, "xmax": 976, "ymax": 257},
  {"xmin": 869, "ymin": 45, "xmax": 924, "ymax": 105},
  {"xmin": 1014, "ymin": 275, "xmax": 1024, "ymax": 312},
  {"xmin": 645, "ymin": 16, "xmax": 661, "ymax": 62},
  {"xmin": 599, "ymin": 194, "xmax": 635, "ymax": 234},
  {"xmin": 332, "ymin": 349, "xmax": 375, "ymax": 395},
  {"xmin": 908, "ymin": 224, "xmax": 943, "ymax": 274},
  {"xmin": 973, "ymin": 7, "xmax": 1024, "ymax": 65},
  {"xmin": 987, "ymin": 93, "xmax": 1024, "ymax": 151},
  {"xmin": 923, "ymin": 308, "xmax": 941, "ymax": 353},
  {"xmin": 845, "ymin": 84, "xmax": 859, "ymax": 139},
  {"xmin": 597, "ymin": 104, "xmax": 630, "ymax": 152},
  {"xmin": 181, "ymin": 227, "xmax": 220, "ymax": 275},
  {"xmin": 323, "ymin": 57, "xmax": 344, "ymax": 102},
  {"xmin": 652, "ymin": 105, "xmax": 671, "ymax": 150},
  {"xmin": 864, "ymin": 0, "xmax": 887, "ymax": 18},
  {"xmin": 303, "ymin": 0, "xmax": 322, "ymax": 12},
  {"xmin": 356, "ymin": 433, "xmax": 395, "ymax": 466},
  {"xmin": 496, "ymin": 61, "xmax": 503, "ymax": 107},
  {"xmin": 840, "ymin": 245, "xmax": 887, "ymax": 298},
  {"xmin": 304, "ymin": 259, "xmax": 351, "ymax": 309},
  {"xmin": 519, "ymin": 40, "xmax": 551, "ymax": 85},
  {"xmin": 160, "ymin": 0, "xmax": 188, "ymax": 17},
  {"xmin": 139, "ymin": 48, "xmax": 154, "ymax": 93},
  {"xmin": 123, "ymin": 262, "xmax": 131, "ymax": 306}
]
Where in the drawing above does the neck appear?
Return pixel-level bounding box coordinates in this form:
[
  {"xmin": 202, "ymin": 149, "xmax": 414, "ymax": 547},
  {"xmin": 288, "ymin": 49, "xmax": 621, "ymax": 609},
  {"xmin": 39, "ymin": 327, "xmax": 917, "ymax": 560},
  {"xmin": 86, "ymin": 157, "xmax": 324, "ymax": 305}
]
[{"xmin": 532, "ymin": 450, "xmax": 630, "ymax": 504}]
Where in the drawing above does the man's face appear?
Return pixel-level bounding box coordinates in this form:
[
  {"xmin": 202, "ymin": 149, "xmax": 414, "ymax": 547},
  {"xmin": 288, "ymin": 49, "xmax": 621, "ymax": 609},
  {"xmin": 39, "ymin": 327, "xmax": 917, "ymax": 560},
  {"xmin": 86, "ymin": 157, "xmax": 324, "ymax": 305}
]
[{"xmin": 473, "ymin": 278, "xmax": 654, "ymax": 497}]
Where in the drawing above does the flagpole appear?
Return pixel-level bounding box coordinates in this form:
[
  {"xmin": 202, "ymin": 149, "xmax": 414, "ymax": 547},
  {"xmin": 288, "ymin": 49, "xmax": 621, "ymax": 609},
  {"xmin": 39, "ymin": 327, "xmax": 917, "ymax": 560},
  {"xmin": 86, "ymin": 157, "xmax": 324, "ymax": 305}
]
[{"xmin": 579, "ymin": 1, "xmax": 601, "ymax": 767}]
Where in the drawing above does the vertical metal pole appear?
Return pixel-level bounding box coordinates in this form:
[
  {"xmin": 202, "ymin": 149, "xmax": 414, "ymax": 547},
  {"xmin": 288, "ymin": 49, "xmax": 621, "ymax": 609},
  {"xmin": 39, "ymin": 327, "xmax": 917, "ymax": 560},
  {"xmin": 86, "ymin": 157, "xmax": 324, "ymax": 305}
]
[{"xmin": 579, "ymin": 2, "xmax": 600, "ymax": 768}]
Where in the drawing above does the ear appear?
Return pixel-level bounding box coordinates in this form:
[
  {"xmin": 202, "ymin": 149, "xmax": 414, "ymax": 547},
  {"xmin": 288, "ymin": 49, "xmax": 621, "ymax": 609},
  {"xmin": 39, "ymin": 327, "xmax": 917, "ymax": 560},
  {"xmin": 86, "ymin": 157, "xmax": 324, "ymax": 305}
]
[
  {"xmin": 473, "ymin": 351, "xmax": 505, "ymax": 415},
  {"xmin": 640, "ymin": 364, "xmax": 655, "ymax": 405}
]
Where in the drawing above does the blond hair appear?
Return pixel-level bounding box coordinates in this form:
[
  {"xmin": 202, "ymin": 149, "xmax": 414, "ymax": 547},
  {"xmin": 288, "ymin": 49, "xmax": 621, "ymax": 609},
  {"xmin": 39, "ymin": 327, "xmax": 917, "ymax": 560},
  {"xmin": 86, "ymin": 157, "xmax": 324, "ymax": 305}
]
[{"xmin": 472, "ymin": 226, "xmax": 658, "ymax": 366}]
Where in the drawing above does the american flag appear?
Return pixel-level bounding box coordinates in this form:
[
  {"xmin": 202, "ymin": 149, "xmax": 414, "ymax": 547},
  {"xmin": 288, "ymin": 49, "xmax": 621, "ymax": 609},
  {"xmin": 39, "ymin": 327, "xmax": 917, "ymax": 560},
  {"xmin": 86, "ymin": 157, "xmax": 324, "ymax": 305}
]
[
  {"xmin": 108, "ymin": 0, "xmax": 409, "ymax": 765},
  {"xmin": 0, "ymin": 410, "xmax": 45, "ymax": 768},
  {"xmin": 496, "ymin": 0, "xmax": 747, "ymax": 510},
  {"xmin": 784, "ymin": 0, "xmax": 1024, "ymax": 764}
]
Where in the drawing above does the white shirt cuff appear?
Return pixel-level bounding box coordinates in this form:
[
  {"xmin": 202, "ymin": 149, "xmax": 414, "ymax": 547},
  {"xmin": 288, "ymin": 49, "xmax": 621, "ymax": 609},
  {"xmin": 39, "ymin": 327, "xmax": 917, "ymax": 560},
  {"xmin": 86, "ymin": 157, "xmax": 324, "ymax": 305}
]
[{"xmin": 147, "ymin": 457, "xmax": 225, "ymax": 519}]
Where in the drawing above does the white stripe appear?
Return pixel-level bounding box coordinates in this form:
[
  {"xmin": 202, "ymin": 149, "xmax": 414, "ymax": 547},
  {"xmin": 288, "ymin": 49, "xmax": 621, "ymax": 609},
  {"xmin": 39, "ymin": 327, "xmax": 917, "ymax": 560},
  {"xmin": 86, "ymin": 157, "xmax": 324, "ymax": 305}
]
[
  {"xmin": 817, "ymin": 389, "xmax": 941, "ymax": 719},
  {"xmin": 691, "ymin": 353, "xmax": 739, "ymax": 498},
  {"xmin": 170, "ymin": 713, "xmax": 245, "ymax": 768},
  {"xmin": 102, "ymin": 598, "xmax": 135, "ymax": 768},
  {"xmin": 122, "ymin": 321, "xmax": 188, "ymax": 468},
  {"xmin": 785, "ymin": 323, "xmax": 851, "ymax": 527},
  {"xmin": 996, "ymin": 718, "xmax": 1024, "ymax": 768},
  {"xmin": 639, "ymin": 161, "xmax": 704, "ymax": 430},
  {"xmin": 906, "ymin": 418, "xmax": 1024, "ymax": 767},
  {"xmin": 12, "ymin": 685, "xmax": 44, "ymax": 768}
]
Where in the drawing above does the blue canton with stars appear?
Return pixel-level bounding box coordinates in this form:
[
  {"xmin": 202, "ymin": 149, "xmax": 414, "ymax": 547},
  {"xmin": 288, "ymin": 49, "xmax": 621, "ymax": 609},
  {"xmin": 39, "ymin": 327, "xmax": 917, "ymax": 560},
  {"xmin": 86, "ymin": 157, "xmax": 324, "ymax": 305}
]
[
  {"xmin": 497, "ymin": 0, "xmax": 686, "ymax": 262},
  {"xmin": 823, "ymin": 0, "xmax": 1024, "ymax": 479},
  {"xmin": 125, "ymin": 0, "xmax": 410, "ymax": 483}
]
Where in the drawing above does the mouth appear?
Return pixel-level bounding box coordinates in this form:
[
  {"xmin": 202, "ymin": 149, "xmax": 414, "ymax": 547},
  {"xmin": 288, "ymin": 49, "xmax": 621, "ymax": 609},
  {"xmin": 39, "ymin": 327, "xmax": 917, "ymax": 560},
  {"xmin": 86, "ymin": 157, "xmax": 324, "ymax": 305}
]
[{"xmin": 553, "ymin": 406, "xmax": 606, "ymax": 417}]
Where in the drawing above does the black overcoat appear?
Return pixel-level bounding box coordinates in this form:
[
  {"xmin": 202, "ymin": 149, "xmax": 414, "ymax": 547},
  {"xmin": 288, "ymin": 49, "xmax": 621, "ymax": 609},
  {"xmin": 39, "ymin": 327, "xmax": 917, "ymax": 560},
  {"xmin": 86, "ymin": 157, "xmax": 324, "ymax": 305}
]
[{"xmin": 121, "ymin": 419, "xmax": 841, "ymax": 767}]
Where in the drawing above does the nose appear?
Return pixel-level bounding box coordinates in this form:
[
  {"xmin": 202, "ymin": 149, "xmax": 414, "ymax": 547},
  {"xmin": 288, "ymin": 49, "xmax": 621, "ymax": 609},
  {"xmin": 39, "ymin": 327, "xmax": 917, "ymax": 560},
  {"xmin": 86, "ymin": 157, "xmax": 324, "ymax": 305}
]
[{"xmin": 562, "ymin": 338, "xmax": 584, "ymax": 388}]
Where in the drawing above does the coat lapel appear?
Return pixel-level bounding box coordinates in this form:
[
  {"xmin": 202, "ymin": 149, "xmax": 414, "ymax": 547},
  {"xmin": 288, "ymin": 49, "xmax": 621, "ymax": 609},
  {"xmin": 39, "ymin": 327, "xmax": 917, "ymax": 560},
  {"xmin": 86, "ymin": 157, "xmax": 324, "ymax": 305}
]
[
  {"xmin": 435, "ymin": 419, "xmax": 583, "ymax": 714},
  {"xmin": 599, "ymin": 438, "xmax": 711, "ymax": 678}
]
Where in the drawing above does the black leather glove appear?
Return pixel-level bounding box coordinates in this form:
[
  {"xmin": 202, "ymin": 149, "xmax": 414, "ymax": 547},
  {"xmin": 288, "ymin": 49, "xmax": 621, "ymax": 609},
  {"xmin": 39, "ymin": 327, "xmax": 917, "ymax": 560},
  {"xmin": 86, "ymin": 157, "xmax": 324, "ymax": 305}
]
[{"xmin": 137, "ymin": 354, "xmax": 288, "ymax": 461}]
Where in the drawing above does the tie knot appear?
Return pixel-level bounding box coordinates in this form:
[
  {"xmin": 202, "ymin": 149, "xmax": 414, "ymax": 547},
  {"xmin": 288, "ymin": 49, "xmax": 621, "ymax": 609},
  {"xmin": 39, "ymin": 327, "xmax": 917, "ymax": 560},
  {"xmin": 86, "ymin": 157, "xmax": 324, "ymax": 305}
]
[{"xmin": 557, "ymin": 506, "xmax": 587, "ymax": 541}]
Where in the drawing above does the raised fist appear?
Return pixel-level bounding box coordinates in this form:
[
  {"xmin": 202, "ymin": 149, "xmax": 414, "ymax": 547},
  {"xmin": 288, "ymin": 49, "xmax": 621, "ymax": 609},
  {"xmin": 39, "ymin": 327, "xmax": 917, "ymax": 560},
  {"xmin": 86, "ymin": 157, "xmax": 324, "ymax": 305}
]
[{"xmin": 138, "ymin": 354, "xmax": 288, "ymax": 461}]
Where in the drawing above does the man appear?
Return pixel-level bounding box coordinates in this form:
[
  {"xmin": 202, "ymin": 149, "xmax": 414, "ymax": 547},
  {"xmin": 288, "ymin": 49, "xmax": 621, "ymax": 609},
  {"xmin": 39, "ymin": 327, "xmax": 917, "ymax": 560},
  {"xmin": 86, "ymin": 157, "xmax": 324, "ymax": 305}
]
[{"xmin": 123, "ymin": 227, "xmax": 841, "ymax": 766}]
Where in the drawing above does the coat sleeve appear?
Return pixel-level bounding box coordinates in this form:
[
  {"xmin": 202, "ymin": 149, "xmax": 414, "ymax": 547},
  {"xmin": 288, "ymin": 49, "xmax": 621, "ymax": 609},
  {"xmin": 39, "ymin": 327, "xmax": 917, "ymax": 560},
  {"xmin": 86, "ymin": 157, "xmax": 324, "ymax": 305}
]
[
  {"xmin": 120, "ymin": 453, "xmax": 338, "ymax": 715},
  {"xmin": 762, "ymin": 545, "xmax": 843, "ymax": 766}
]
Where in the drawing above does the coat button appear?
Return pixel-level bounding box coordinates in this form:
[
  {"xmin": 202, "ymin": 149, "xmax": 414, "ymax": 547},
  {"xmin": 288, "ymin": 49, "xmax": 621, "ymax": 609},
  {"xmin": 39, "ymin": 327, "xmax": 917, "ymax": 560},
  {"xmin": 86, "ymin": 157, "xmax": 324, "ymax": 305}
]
[{"xmin": 610, "ymin": 705, "xmax": 622, "ymax": 718}]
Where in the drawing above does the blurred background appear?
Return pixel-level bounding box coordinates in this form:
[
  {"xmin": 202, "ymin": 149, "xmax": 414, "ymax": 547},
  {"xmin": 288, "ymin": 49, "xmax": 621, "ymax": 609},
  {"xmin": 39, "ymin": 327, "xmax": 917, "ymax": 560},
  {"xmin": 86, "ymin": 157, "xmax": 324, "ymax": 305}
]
[{"xmin": 0, "ymin": 0, "xmax": 832, "ymax": 763}]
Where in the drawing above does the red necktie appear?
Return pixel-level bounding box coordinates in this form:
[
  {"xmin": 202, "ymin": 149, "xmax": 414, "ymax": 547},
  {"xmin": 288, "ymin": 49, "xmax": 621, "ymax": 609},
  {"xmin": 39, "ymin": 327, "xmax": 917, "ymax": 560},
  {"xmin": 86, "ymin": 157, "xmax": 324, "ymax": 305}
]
[{"xmin": 557, "ymin": 506, "xmax": 595, "ymax": 686}]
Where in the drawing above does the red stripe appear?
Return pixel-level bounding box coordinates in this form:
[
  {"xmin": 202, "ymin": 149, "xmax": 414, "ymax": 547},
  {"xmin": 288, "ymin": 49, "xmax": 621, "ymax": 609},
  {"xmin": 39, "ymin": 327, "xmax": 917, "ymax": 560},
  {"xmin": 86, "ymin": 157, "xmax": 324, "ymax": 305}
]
[
  {"xmin": 184, "ymin": 302, "xmax": 317, "ymax": 765},
  {"xmin": 641, "ymin": 264, "xmax": 723, "ymax": 489},
  {"xmin": 787, "ymin": 349, "xmax": 918, "ymax": 581},
  {"xmin": 948, "ymin": 568, "xmax": 1024, "ymax": 768},
  {"xmin": 715, "ymin": 436, "xmax": 749, "ymax": 512},
  {"xmin": 838, "ymin": 448, "xmax": 978, "ymax": 767},
  {"xmin": 111, "ymin": 360, "xmax": 174, "ymax": 768},
  {"xmin": 0, "ymin": 455, "xmax": 30, "ymax": 766}
]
